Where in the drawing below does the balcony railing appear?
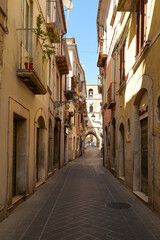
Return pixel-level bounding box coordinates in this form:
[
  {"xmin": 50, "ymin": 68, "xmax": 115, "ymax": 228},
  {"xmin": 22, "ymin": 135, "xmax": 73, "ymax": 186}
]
[
  {"xmin": 55, "ymin": 39, "xmax": 70, "ymax": 74},
  {"xmin": 117, "ymin": 0, "xmax": 135, "ymax": 12},
  {"xmin": 97, "ymin": 39, "xmax": 107, "ymax": 67},
  {"xmin": 64, "ymin": 77, "xmax": 76, "ymax": 100},
  {"xmin": 46, "ymin": 1, "xmax": 61, "ymax": 41},
  {"xmin": 107, "ymin": 82, "xmax": 116, "ymax": 109},
  {"xmin": 16, "ymin": 29, "xmax": 47, "ymax": 94}
]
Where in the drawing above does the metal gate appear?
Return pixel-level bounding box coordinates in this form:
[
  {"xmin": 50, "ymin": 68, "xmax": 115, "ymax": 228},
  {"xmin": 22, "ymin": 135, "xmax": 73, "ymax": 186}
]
[{"xmin": 141, "ymin": 118, "xmax": 148, "ymax": 195}]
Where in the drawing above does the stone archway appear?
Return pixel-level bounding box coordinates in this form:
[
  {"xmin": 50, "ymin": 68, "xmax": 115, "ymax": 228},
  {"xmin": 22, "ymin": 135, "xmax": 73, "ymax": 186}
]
[
  {"xmin": 119, "ymin": 122, "xmax": 125, "ymax": 179},
  {"xmin": 111, "ymin": 118, "xmax": 116, "ymax": 168},
  {"xmin": 104, "ymin": 126, "xmax": 108, "ymax": 166},
  {"xmin": 85, "ymin": 130, "xmax": 100, "ymax": 148},
  {"xmin": 133, "ymin": 89, "xmax": 149, "ymax": 195},
  {"xmin": 132, "ymin": 74, "xmax": 153, "ymax": 198},
  {"xmin": 34, "ymin": 109, "xmax": 47, "ymax": 185},
  {"xmin": 48, "ymin": 118, "xmax": 53, "ymax": 174}
]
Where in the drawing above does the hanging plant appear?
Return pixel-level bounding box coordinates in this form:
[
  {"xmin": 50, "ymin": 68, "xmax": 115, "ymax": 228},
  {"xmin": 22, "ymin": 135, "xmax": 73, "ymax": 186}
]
[
  {"xmin": 65, "ymin": 104, "xmax": 70, "ymax": 110},
  {"xmin": 69, "ymin": 112, "xmax": 74, "ymax": 117}
]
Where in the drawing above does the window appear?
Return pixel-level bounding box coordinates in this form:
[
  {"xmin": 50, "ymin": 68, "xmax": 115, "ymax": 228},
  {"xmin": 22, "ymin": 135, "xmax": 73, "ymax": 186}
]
[
  {"xmin": 89, "ymin": 105, "xmax": 93, "ymax": 113},
  {"xmin": 22, "ymin": 0, "xmax": 32, "ymax": 54},
  {"xmin": 46, "ymin": 0, "xmax": 51, "ymax": 19},
  {"xmin": 136, "ymin": 0, "xmax": 147, "ymax": 56},
  {"xmin": 120, "ymin": 40, "xmax": 126, "ymax": 84},
  {"xmin": 88, "ymin": 89, "xmax": 93, "ymax": 98}
]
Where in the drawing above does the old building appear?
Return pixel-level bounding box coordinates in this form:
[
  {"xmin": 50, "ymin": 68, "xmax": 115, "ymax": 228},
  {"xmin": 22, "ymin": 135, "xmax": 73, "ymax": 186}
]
[
  {"xmin": 97, "ymin": 0, "xmax": 160, "ymax": 216},
  {"xmin": 85, "ymin": 84, "xmax": 103, "ymax": 148},
  {"xmin": 65, "ymin": 37, "xmax": 87, "ymax": 160},
  {"xmin": 0, "ymin": 0, "xmax": 74, "ymax": 221}
]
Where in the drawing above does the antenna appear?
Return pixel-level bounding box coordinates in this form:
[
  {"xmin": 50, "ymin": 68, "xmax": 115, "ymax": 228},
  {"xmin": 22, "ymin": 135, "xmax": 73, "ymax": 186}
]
[{"xmin": 63, "ymin": 0, "xmax": 74, "ymax": 28}]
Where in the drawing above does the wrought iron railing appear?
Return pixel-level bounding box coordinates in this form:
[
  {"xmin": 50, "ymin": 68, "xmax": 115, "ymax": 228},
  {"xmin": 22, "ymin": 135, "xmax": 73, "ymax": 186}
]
[{"xmin": 17, "ymin": 29, "xmax": 47, "ymax": 89}]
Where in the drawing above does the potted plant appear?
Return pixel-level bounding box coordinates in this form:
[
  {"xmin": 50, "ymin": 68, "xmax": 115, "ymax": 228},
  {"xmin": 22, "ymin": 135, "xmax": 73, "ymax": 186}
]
[
  {"xmin": 65, "ymin": 104, "xmax": 70, "ymax": 110},
  {"xmin": 64, "ymin": 118, "xmax": 69, "ymax": 124},
  {"xmin": 69, "ymin": 112, "xmax": 74, "ymax": 117},
  {"xmin": 29, "ymin": 57, "xmax": 33, "ymax": 69},
  {"xmin": 24, "ymin": 56, "xmax": 29, "ymax": 69}
]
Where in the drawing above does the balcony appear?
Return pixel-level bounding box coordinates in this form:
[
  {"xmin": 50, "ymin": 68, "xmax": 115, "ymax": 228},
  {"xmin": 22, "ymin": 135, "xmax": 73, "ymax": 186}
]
[
  {"xmin": 97, "ymin": 39, "xmax": 107, "ymax": 67},
  {"xmin": 64, "ymin": 77, "xmax": 76, "ymax": 100},
  {"xmin": 117, "ymin": 0, "xmax": 135, "ymax": 12},
  {"xmin": 46, "ymin": 1, "xmax": 61, "ymax": 41},
  {"xmin": 107, "ymin": 82, "xmax": 116, "ymax": 109},
  {"xmin": 98, "ymin": 78, "xmax": 102, "ymax": 94},
  {"xmin": 55, "ymin": 40, "xmax": 70, "ymax": 74},
  {"xmin": 16, "ymin": 30, "xmax": 47, "ymax": 94}
]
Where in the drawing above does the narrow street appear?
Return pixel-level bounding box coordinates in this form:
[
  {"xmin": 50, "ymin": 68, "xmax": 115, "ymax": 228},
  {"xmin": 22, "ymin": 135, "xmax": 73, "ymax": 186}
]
[{"xmin": 0, "ymin": 148, "xmax": 160, "ymax": 240}]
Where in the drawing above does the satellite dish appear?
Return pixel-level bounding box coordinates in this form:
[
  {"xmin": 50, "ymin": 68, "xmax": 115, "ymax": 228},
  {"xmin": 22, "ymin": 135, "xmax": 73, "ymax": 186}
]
[{"xmin": 63, "ymin": 0, "xmax": 73, "ymax": 9}]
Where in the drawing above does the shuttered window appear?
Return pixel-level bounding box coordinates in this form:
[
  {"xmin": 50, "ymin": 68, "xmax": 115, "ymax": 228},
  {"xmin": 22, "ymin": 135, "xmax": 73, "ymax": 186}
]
[
  {"xmin": 120, "ymin": 40, "xmax": 126, "ymax": 85},
  {"xmin": 136, "ymin": 0, "xmax": 147, "ymax": 56}
]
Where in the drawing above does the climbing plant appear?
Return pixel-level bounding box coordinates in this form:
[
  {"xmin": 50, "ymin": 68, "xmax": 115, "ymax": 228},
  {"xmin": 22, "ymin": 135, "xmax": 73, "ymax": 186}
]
[{"xmin": 35, "ymin": 14, "xmax": 60, "ymax": 59}]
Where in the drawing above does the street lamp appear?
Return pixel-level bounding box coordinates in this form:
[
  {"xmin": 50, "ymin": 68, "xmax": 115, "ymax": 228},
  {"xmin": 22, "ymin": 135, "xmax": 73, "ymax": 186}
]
[{"xmin": 91, "ymin": 114, "xmax": 95, "ymax": 122}]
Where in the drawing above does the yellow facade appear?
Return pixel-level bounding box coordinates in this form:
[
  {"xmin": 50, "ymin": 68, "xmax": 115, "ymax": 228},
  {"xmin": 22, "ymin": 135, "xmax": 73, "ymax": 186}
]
[{"xmin": 97, "ymin": 0, "xmax": 160, "ymax": 216}]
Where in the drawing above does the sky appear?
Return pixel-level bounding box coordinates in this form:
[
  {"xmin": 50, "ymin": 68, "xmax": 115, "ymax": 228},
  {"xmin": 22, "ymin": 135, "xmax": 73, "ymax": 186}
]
[{"xmin": 64, "ymin": 0, "xmax": 99, "ymax": 84}]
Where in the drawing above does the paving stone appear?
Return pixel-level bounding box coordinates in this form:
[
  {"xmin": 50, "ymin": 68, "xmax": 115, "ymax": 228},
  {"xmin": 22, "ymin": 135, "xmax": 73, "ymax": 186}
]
[{"xmin": 0, "ymin": 149, "xmax": 160, "ymax": 240}]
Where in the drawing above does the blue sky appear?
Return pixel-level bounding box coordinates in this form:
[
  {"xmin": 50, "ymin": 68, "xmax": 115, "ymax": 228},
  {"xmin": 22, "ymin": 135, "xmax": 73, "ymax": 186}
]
[{"xmin": 64, "ymin": 0, "xmax": 99, "ymax": 84}]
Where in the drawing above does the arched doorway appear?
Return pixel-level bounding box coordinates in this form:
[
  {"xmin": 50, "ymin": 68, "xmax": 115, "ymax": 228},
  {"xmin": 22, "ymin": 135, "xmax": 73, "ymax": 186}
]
[
  {"xmin": 48, "ymin": 119, "xmax": 53, "ymax": 174},
  {"xmin": 104, "ymin": 126, "xmax": 108, "ymax": 166},
  {"xmin": 36, "ymin": 116, "xmax": 46, "ymax": 183},
  {"xmin": 119, "ymin": 123, "xmax": 125, "ymax": 179},
  {"xmin": 133, "ymin": 89, "xmax": 148, "ymax": 195},
  {"xmin": 54, "ymin": 120, "xmax": 60, "ymax": 169},
  {"xmin": 85, "ymin": 134, "xmax": 98, "ymax": 148},
  {"xmin": 111, "ymin": 118, "xmax": 116, "ymax": 168},
  {"xmin": 64, "ymin": 135, "xmax": 67, "ymax": 163},
  {"xmin": 73, "ymin": 136, "xmax": 76, "ymax": 159}
]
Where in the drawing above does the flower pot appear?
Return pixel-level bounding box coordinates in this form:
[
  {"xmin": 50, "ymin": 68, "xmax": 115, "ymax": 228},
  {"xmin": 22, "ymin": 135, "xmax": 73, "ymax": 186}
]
[
  {"xmin": 29, "ymin": 62, "xmax": 33, "ymax": 69},
  {"xmin": 24, "ymin": 62, "xmax": 29, "ymax": 69}
]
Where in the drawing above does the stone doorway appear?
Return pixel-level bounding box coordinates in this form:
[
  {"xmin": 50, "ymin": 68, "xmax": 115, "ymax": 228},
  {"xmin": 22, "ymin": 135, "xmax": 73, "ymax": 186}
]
[
  {"xmin": 54, "ymin": 121, "xmax": 60, "ymax": 169},
  {"xmin": 141, "ymin": 118, "xmax": 148, "ymax": 195},
  {"xmin": 12, "ymin": 113, "xmax": 27, "ymax": 197},
  {"xmin": 36, "ymin": 116, "xmax": 46, "ymax": 184},
  {"xmin": 119, "ymin": 123, "xmax": 125, "ymax": 179},
  {"xmin": 133, "ymin": 89, "xmax": 149, "ymax": 197}
]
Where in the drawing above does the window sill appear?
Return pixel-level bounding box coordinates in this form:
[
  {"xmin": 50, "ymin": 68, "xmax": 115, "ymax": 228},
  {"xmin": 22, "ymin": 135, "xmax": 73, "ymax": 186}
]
[{"xmin": 132, "ymin": 40, "xmax": 151, "ymax": 72}]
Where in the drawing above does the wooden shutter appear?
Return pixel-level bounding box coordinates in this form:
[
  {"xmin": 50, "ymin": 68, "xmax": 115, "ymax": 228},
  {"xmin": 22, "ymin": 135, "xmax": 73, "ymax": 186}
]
[{"xmin": 136, "ymin": 0, "xmax": 140, "ymax": 55}]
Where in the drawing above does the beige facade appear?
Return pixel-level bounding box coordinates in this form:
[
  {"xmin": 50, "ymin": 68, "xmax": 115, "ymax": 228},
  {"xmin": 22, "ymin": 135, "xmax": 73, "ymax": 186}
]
[
  {"xmin": 97, "ymin": 0, "xmax": 160, "ymax": 216},
  {"xmin": 85, "ymin": 84, "xmax": 102, "ymax": 148},
  {"xmin": 65, "ymin": 37, "xmax": 87, "ymax": 160},
  {"xmin": 0, "ymin": 0, "xmax": 74, "ymax": 221}
]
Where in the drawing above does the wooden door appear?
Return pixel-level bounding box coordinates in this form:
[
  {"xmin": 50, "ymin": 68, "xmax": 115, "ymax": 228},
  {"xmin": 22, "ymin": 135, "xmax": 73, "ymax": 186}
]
[{"xmin": 141, "ymin": 118, "xmax": 148, "ymax": 195}]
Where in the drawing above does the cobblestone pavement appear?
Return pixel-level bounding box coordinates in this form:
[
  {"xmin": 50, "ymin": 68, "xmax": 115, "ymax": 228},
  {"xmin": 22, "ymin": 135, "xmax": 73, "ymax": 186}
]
[{"xmin": 0, "ymin": 148, "xmax": 160, "ymax": 240}]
